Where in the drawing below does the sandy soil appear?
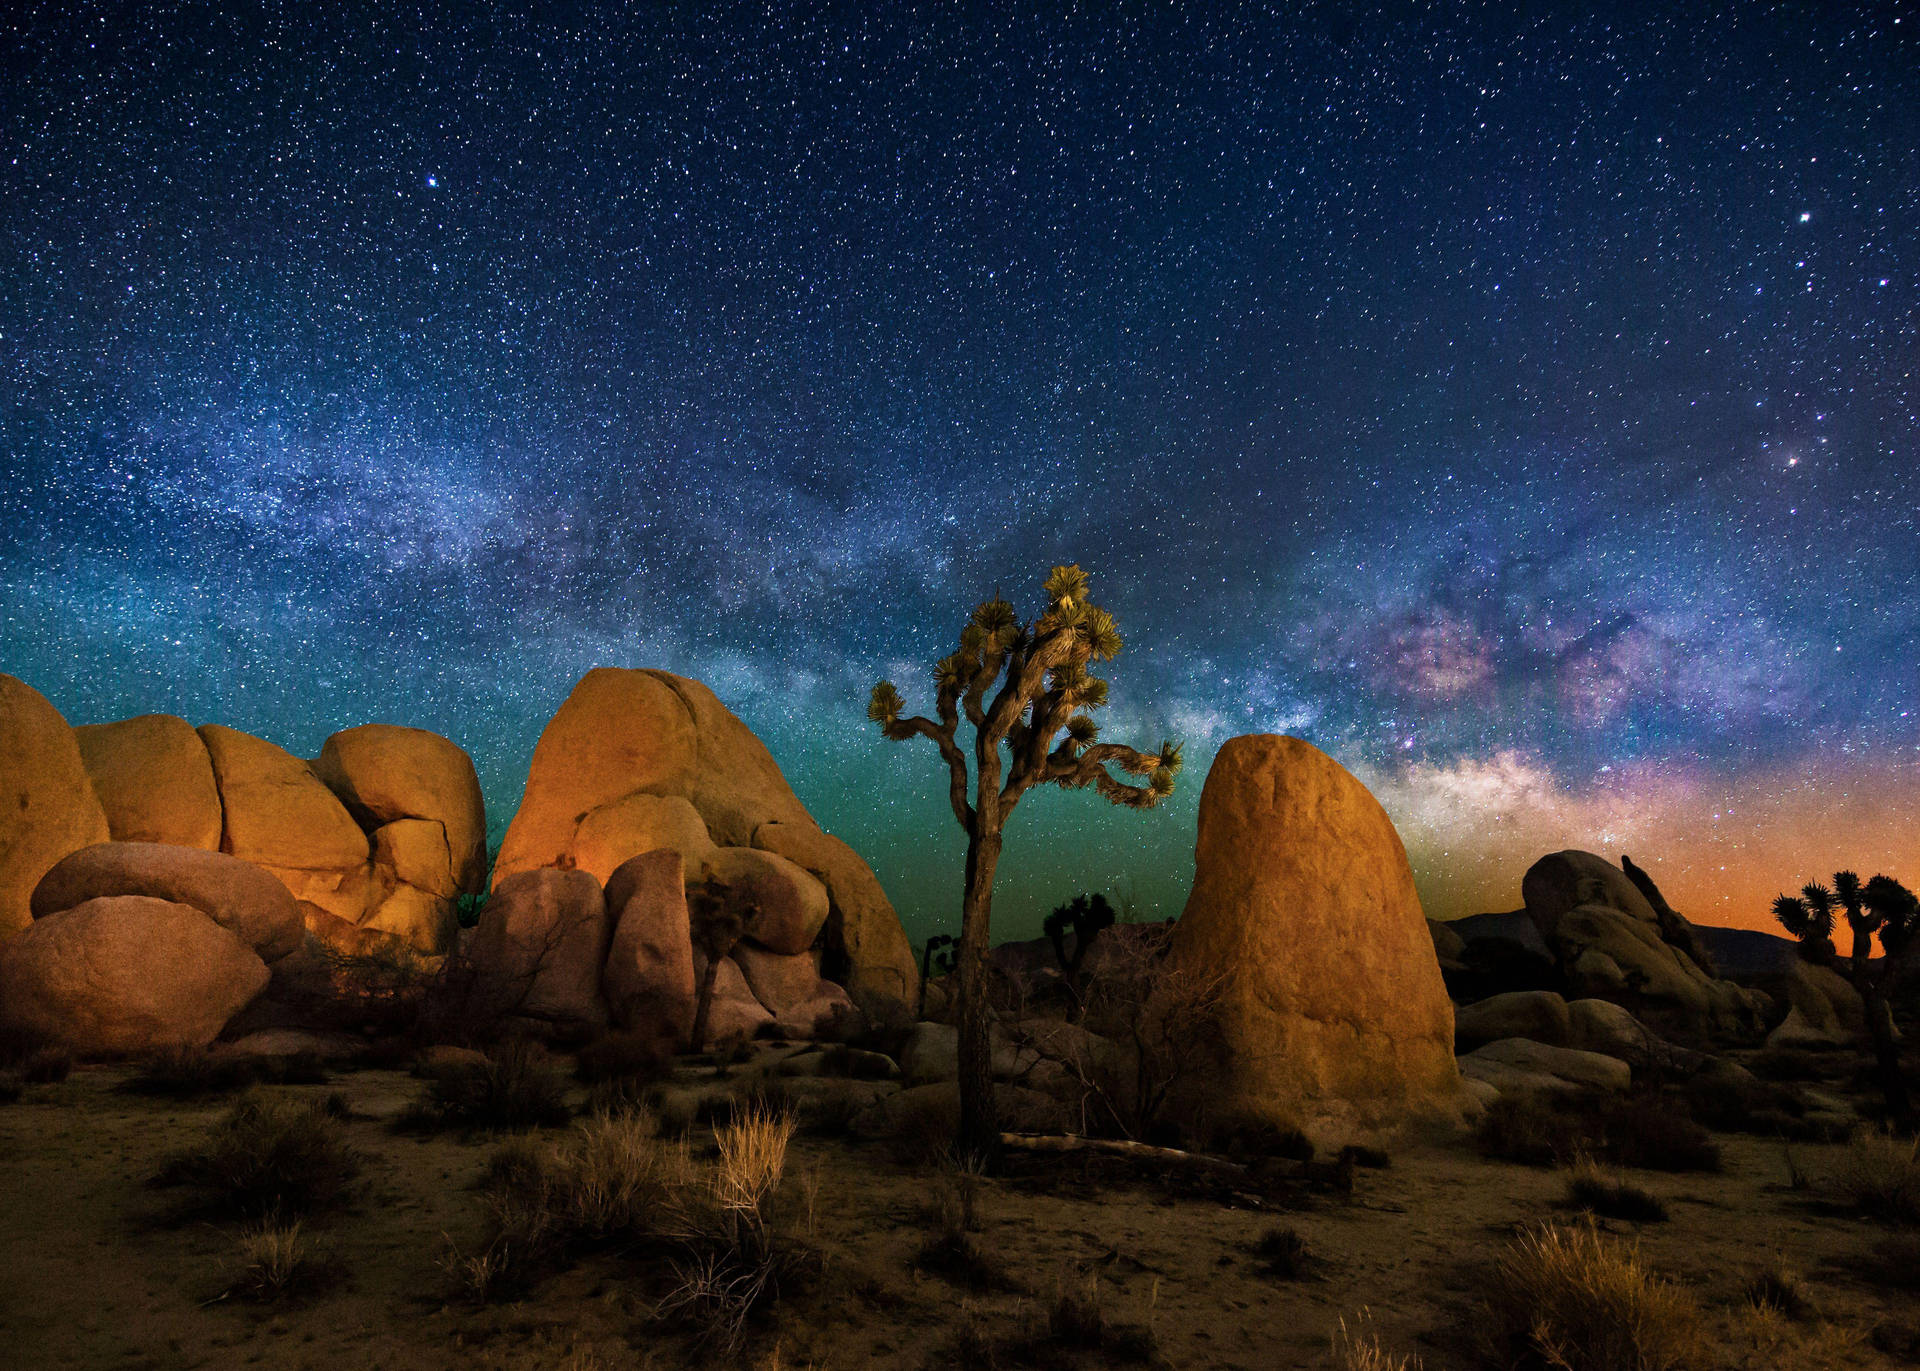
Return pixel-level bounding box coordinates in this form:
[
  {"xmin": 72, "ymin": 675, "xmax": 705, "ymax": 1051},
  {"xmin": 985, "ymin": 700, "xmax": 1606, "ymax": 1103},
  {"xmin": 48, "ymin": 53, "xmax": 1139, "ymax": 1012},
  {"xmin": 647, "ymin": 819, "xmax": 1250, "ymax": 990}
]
[{"xmin": 1, "ymin": 1063, "xmax": 1914, "ymax": 1371}]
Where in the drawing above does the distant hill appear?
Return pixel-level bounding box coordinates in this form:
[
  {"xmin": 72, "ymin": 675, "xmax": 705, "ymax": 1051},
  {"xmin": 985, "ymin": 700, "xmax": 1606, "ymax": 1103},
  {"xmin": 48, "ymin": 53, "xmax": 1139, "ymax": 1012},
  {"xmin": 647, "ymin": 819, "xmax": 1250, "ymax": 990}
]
[{"xmin": 1440, "ymin": 909, "xmax": 1801, "ymax": 981}]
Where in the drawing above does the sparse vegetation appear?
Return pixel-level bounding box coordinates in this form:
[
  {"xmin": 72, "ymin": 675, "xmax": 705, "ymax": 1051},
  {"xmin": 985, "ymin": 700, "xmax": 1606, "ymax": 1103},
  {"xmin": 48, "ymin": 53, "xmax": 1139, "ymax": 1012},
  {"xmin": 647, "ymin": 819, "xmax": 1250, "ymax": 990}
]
[
  {"xmin": 1829, "ymin": 1126, "xmax": 1920, "ymax": 1225},
  {"xmin": 1480, "ymin": 1221, "xmax": 1704, "ymax": 1371},
  {"xmin": 1477, "ymin": 1092, "xmax": 1720, "ymax": 1173},
  {"xmin": 1743, "ymin": 1259, "xmax": 1813, "ymax": 1321},
  {"xmin": 154, "ymin": 1090, "xmax": 360, "ymax": 1221},
  {"xmin": 398, "ymin": 1039, "xmax": 572, "ymax": 1133},
  {"xmin": 1334, "ymin": 1313, "xmax": 1423, "ymax": 1371},
  {"xmin": 1562, "ymin": 1158, "xmax": 1668, "ymax": 1223},
  {"xmin": 231, "ymin": 1218, "xmax": 335, "ymax": 1302},
  {"xmin": 1252, "ymin": 1224, "xmax": 1313, "ymax": 1279},
  {"xmin": 120, "ymin": 1045, "xmax": 327, "ymax": 1098}
]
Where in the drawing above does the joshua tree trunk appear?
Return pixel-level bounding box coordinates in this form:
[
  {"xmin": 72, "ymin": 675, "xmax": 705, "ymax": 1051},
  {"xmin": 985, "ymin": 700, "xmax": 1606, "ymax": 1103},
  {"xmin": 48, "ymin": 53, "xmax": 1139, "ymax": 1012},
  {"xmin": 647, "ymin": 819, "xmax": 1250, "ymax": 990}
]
[
  {"xmin": 1855, "ymin": 975, "xmax": 1913, "ymax": 1130},
  {"xmin": 956, "ymin": 824, "xmax": 1003, "ymax": 1160},
  {"xmin": 690, "ymin": 955, "xmax": 722, "ymax": 1055}
]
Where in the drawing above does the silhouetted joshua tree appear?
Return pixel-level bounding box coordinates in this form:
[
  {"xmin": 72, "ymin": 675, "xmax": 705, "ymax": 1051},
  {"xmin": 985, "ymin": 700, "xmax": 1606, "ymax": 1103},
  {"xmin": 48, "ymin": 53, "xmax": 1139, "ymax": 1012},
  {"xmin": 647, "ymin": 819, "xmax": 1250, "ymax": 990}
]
[
  {"xmin": 869, "ymin": 563, "xmax": 1181, "ymax": 1159},
  {"xmin": 1772, "ymin": 871, "xmax": 1920, "ymax": 1129},
  {"xmin": 688, "ymin": 877, "xmax": 752, "ymax": 1054},
  {"xmin": 1045, "ymin": 893, "xmax": 1117, "ymax": 1021}
]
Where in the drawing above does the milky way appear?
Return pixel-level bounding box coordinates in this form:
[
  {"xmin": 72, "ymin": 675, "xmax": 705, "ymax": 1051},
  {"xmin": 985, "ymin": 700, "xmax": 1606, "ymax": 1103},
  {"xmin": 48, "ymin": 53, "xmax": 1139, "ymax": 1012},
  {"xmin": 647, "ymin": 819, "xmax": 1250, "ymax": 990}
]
[{"xmin": 3, "ymin": 4, "xmax": 1916, "ymax": 937}]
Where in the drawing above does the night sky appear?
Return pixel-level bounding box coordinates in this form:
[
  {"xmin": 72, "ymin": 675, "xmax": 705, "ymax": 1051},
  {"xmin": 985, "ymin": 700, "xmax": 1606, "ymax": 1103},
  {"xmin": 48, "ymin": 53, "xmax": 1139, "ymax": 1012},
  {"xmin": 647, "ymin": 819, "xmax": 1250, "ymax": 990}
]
[{"xmin": 4, "ymin": 4, "xmax": 1916, "ymax": 941}]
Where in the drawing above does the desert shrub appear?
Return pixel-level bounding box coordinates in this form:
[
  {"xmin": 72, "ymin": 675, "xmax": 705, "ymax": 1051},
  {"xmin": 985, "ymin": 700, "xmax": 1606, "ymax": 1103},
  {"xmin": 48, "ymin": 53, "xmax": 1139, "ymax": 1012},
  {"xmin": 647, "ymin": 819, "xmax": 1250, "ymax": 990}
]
[
  {"xmin": 1749, "ymin": 1047, "xmax": 1845, "ymax": 1083},
  {"xmin": 1210, "ymin": 1116, "xmax": 1315, "ymax": 1163},
  {"xmin": 448, "ymin": 1111, "xmax": 691, "ymax": 1301},
  {"xmin": 1830, "ymin": 1127, "xmax": 1920, "ymax": 1225},
  {"xmin": 585, "ymin": 1072, "xmax": 663, "ymax": 1118},
  {"xmin": 20, "ymin": 1046, "xmax": 73, "ymax": 1084},
  {"xmin": 121, "ymin": 1046, "xmax": 262, "ymax": 1097},
  {"xmin": 1477, "ymin": 1094, "xmax": 1594, "ymax": 1166},
  {"xmin": 657, "ymin": 1105, "xmax": 807, "ymax": 1351},
  {"xmin": 0, "ymin": 1022, "xmax": 56, "ymax": 1069},
  {"xmin": 231, "ymin": 1218, "xmax": 336, "ymax": 1302},
  {"xmin": 398, "ymin": 1039, "xmax": 571, "ymax": 1133},
  {"xmin": 1339, "ymin": 1144, "xmax": 1390, "ymax": 1170},
  {"xmin": 1480, "ymin": 1221, "xmax": 1705, "ymax": 1371},
  {"xmin": 1598, "ymin": 1096, "xmax": 1721, "ymax": 1173},
  {"xmin": 1743, "ymin": 1260, "xmax": 1813, "ymax": 1320},
  {"xmin": 1682, "ymin": 1069, "xmax": 1824, "ymax": 1139},
  {"xmin": 1253, "ymin": 1224, "xmax": 1312, "ymax": 1279},
  {"xmin": 154, "ymin": 1090, "xmax": 360, "ymax": 1220},
  {"xmin": 914, "ymin": 1163, "xmax": 1020, "ymax": 1293},
  {"xmin": 1334, "ymin": 1313, "xmax": 1423, "ymax": 1371},
  {"xmin": 1562, "ymin": 1159, "xmax": 1668, "ymax": 1223},
  {"xmin": 0, "ymin": 1075, "xmax": 21, "ymax": 1105},
  {"xmin": 1023, "ymin": 1278, "xmax": 1159, "ymax": 1364}
]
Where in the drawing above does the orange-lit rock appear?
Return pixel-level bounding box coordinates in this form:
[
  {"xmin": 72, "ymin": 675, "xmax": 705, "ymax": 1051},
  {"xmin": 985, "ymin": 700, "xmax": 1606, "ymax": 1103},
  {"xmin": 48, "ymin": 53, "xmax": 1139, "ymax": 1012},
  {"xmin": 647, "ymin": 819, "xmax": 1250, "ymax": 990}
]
[
  {"xmin": 0, "ymin": 675, "xmax": 111, "ymax": 940},
  {"xmin": 0, "ymin": 895, "xmax": 268, "ymax": 1052},
  {"xmin": 74, "ymin": 713, "xmax": 223, "ymax": 850},
  {"xmin": 31, "ymin": 841, "xmax": 303, "ymax": 962},
  {"xmin": 1169, "ymin": 734, "xmax": 1465, "ymax": 1141}
]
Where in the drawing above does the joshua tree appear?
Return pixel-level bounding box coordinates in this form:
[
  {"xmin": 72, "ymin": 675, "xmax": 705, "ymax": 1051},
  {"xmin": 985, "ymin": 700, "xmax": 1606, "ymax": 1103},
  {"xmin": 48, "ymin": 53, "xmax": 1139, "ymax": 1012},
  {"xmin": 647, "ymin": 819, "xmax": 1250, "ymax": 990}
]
[
  {"xmin": 1772, "ymin": 871, "xmax": 1920, "ymax": 1128},
  {"xmin": 1044, "ymin": 892, "xmax": 1117, "ymax": 1021},
  {"xmin": 869, "ymin": 564, "xmax": 1181, "ymax": 1159},
  {"xmin": 689, "ymin": 877, "xmax": 752, "ymax": 1054}
]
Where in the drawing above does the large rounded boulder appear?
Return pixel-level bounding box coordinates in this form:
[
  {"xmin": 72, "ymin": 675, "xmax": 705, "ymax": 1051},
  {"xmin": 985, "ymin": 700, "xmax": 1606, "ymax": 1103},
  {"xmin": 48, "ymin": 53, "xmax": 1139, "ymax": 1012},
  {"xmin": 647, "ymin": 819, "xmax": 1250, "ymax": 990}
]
[
  {"xmin": 313, "ymin": 724, "xmax": 488, "ymax": 894},
  {"xmin": 30, "ymin": 841, "xmax": 303, "ymax": 962},
  {"xmin": 492, "ymin": 668, "xmax": 816, "ymax": 885},
  {"xmin": 752, "ymin": 820, "xmax": 919, "ymax": 1020},
  {"xmin": 198, "ymin": 724, "xmax": 373, "ymax": 923},
  {"xmin": 468, "ymin": 868, "xmax": 611, "ymax": 1035},
  {"xmin": 74, "ymin": 713, "xmax": 223, "ymax": 850},
  {"xmin": 602, "ymin": 849, "xmax": 696, "ymax": 1044},
  {"xmin": 0, "ymin": 895, "xmax": 269, "ymax": 1052},
  {"xmin": 0, "ymin": 676, "xmax": 112, "ymax": 939},
  {"xmin": 1168, "ymin": 735, "xmax": 1464, "ymax": 1140}
]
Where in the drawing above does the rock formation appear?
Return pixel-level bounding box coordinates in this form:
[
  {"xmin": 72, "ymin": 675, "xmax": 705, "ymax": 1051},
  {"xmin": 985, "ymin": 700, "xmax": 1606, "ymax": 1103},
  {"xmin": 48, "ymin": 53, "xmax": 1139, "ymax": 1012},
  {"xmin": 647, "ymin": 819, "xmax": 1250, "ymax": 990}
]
[
  {"xmin": 469, "ymin": 868, "xmax": 611, "ymax": 1037},
  {"xmin": 74, "ymin": 713, "xmax": 223, "ymax": 850},
  {"xmin": 0, "ymin": 895, "xmax": 269, "ymax": 1052},
  {"xmin": 31, "ymin": 842, "xmax": 303, "ymax": 963},
  {"xmin": 488, "ymin": 666, "xmax": 916, "ymax": 1020},
  {"xmin": 198, "ymin": 724, "xmax": 374, "ymax": 926},
  {"xmin": 602, "ymin": 849, "xmax": 697, "ymax": 1044},
  {"xmin": 1168, "ymin": 734, "xmax": 1466, "ymax": 1141},
  {"xmin": 1521, "ymin": 850, "xmax": 1765, "ymax": 1040},
  {"xmin": 0, "ymin": 675, "xmax": 112, "ymax": 940}
]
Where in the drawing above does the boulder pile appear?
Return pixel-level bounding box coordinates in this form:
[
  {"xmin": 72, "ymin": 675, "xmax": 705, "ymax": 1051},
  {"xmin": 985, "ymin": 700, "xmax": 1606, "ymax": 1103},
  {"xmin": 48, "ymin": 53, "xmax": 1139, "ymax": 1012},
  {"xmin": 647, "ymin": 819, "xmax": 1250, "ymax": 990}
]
[{"xmin": 0, "ymin": 669, "xmax": 917, "ymax": 1056}]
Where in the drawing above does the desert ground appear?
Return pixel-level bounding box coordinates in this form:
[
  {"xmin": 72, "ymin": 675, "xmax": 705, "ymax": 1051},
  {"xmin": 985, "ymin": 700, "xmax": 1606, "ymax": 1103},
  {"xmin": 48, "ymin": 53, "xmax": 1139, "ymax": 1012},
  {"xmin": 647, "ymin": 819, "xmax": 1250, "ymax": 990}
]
[{"xmin": 3, "ymin": 1045, "xmax": 1917, "ymax": 1371}]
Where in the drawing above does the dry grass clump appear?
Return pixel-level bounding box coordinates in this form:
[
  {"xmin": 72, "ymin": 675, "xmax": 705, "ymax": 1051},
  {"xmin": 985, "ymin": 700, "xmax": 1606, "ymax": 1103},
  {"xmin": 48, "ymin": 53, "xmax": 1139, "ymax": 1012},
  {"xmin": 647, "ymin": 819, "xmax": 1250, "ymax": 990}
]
[
  {"xmin": 1480, "ymin": 1221, "xmax": 1705, "ymax": 1371},
  {"xmin": 1742, "ymin": 1258, "xmax": 1813, "ymax": 1321},
  {"xmin": 120, "ymin": 1045, "xmax": 326, "ymax": 1098},
  {"xmin": 1025, "ymin": 1278, "xmax": 1160, "ymax": 1365},
  {"xmin": 399, "ymin": 1039, "xmax": 572, "ymax": 1133},
  {"xmin": 1252, "ymin": 1225, "xmax": 1313, "ymax": 1279},
  {"xmin": 657, "ymin": 1105, "xmax": 809, "ymax": 1351},
  {"xmin": 913, "ymin": 1164, "xmax": 1022, "ymax": 1293},
  {"xmin": 1829, "ymin": 1127, "xmax": 1920, "ymax": 1225},
  {"xmin": 1334, "ymin": 1312, "xmax": 1423, "ymax": 1371},
  {"xmin": 1561, "ymin": 1158, "xmax": 1669, "ymax": 1223},
  {"xmin": 230, "ymin": 1218, "xmax": 338, "ymax": 1302},
  {"xmin": 447, "ymin": 1110, "xmax": 692, "ymax": 1300},
  {"xmin": 1599, "ymin": 1096, "xmax": 1721, "ymax": 1174},
  {"xmin": 154, "ymin": 1090, "xmax": 360, "ymax": 1221},
  {"xmin": 20, "ymin": 1045, "xmax": 73, "ymax": 1084},
  {"xmin": 1477, "ymin": 1093, "xmax": 1721, "ymax": 1173}
]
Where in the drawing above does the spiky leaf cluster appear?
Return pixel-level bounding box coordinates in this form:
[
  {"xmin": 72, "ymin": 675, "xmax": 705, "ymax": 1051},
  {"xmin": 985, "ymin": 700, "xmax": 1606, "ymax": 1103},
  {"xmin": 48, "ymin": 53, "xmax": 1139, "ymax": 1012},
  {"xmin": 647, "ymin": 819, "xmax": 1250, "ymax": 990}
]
[
  {"xmin": 866, "ymin": 563, "xmax": 1181, "ymax": 827},
  {"xmin": 1773, "ymin": 871, "xmax": 1918, "ymax": 958}
]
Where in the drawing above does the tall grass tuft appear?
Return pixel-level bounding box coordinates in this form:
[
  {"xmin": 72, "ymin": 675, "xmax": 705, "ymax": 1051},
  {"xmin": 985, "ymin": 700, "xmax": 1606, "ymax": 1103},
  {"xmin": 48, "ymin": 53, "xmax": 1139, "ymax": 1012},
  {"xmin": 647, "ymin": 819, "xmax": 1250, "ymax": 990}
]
[
  {"xmin": 1831, "ymin": 1127, "xmax": 1920, "ymax": 1225},
  {"xmin": 1481, "ymin": 1221, "xmax": 1705, "ymax": 1371}
]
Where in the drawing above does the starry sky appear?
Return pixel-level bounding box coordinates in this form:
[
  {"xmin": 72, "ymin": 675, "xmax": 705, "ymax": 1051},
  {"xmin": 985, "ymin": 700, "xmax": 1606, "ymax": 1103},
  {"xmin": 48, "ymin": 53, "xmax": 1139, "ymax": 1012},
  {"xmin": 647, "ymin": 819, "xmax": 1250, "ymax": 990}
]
[{"xmin": 3, "ymin": 3, "xmax": 1916, "ymax": 942}]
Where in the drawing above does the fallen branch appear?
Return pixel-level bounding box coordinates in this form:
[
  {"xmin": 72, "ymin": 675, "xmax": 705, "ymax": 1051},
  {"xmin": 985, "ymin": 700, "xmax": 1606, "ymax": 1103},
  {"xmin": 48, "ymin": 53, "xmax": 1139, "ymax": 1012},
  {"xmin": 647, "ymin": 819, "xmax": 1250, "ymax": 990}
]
[{"xmin": 997, "ymin": 1132, "xmax": 1252, "ymax": 1184}]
